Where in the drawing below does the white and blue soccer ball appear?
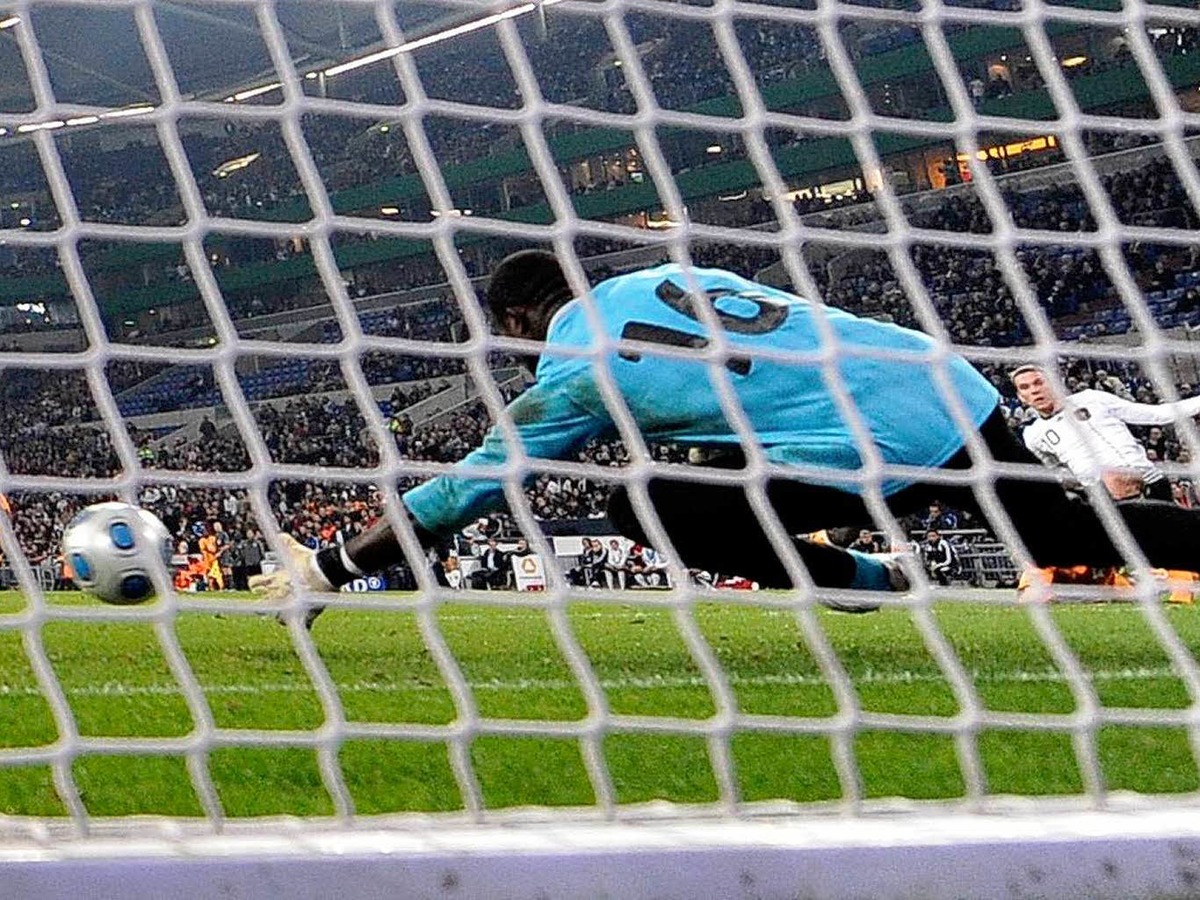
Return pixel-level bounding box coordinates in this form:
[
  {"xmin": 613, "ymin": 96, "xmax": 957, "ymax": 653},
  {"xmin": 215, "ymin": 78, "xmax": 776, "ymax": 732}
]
[{"xmin": 61, "ymin": 502, "xmax": 172, "ymax": 605}]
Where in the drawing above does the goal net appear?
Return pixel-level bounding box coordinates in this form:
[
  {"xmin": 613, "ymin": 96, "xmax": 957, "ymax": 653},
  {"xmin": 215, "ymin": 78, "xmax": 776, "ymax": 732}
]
[{"xmin": 4, "ymin": 0, "xmax": 1200, "ymax": 895}]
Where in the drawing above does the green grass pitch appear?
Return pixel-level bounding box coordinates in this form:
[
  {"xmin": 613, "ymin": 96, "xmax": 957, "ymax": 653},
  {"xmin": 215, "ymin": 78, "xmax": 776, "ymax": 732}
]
[{"xmin": 1, "ymin": 590, "xmax": 1198, "ymax": 818}]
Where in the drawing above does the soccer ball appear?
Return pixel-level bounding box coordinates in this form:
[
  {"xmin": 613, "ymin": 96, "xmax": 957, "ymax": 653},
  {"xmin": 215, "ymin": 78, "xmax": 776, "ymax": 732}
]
[{"xmin": 61, "ymin": 502, "xmax": 172, "ymax": 605}]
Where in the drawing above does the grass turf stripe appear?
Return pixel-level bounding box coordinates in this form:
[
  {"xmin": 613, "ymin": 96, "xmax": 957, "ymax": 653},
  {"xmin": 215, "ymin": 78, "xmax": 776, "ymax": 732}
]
[{"xmin": 0, "ymin": 665, "xmax": 1183, "ymax": 699}]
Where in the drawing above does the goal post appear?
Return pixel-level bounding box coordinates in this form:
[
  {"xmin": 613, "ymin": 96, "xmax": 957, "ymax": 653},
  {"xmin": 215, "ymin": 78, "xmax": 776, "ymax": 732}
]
[
  {"xmin": 4, "ymin": 0, "xmax": 1200, "ymax": 896},
  {"xmin": 5, "ymin": 809, "xmax": 1200, "ymax": 899}
]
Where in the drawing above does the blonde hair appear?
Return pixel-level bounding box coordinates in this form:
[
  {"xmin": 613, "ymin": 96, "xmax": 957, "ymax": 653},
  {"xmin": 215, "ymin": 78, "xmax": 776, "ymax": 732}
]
[{"xmin": 1008, "ymin": 364, "xmax": 1046, "ymax": 382}]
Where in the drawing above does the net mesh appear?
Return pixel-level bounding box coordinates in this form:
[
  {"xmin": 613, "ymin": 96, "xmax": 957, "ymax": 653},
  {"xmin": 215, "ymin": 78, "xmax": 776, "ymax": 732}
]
[{"xmin": 0, "ymin": 0, "xmax": 1199, "ymax": 838}]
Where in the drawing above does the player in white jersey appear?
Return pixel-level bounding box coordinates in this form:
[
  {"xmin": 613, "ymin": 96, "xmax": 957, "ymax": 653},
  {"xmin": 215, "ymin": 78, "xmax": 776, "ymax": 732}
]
[{"xmin": 1011, "ymin": 365, "xmax": 1200, "ymax": 501}]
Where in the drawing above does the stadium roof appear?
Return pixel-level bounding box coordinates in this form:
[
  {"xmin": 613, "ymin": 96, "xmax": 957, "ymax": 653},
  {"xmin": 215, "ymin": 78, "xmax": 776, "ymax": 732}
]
[{"xmin": 0, "ymin": 1, "xmax": 468, "ymax": 111}]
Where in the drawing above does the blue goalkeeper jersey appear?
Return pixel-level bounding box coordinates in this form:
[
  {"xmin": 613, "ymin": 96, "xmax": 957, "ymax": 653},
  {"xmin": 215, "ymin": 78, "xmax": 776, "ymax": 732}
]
[{"xmin": 403, "ymin": 264, "xmax": 1000, "ymax": 535}]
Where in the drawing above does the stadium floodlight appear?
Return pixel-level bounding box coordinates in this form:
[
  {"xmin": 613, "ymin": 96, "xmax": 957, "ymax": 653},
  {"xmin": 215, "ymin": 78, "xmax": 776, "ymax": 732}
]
[
  {"xmin": 10, "ymin": 106, "xmax": 150, "ymax": 136},
  {"xmin": 101, "ymin": 105, "xmax": 154, "ymax": 119},
  {"xmin": 16, "ymin": 119, "xmax": 64, "ymax": 133},
  {"xmin": 323, "ymin": 0, "xmax": 563, "ymax": 78},
  {"xmin": 224, "ymin": 82, "xmax": 281, "ymax": 103}
]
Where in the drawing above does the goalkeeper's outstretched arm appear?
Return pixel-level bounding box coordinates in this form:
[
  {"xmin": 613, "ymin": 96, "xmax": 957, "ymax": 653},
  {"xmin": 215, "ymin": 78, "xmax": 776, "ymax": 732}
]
[
  {"xmin": 250, "ymin": 250, "xmax": 604, "ymax": 599},
  {"xmin": 250, "ymin": 381, "xmax": 608, "ymax": 597},
  {"xmin": 247, "ymin": 511, "xmax": 435, "ymax": 600}
]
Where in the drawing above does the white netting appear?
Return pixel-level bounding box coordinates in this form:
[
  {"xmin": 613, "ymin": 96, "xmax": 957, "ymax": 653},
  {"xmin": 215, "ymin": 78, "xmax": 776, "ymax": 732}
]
[{"xmin": 1, "ymin": 0, "xmax": 1200, "ymax": 877}]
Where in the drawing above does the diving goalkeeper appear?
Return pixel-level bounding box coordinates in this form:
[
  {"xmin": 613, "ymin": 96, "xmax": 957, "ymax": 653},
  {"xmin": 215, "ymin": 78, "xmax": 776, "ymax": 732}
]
[{"xmin": 251, "ymin": 251, "xmax": 1200, "ymax": 607}]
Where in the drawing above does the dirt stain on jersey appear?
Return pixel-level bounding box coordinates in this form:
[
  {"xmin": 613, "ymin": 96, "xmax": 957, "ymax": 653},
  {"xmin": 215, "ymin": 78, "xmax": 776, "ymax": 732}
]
[{"xmin": 507, "ymin": 390, "xmax": 546, "ymax": 425}]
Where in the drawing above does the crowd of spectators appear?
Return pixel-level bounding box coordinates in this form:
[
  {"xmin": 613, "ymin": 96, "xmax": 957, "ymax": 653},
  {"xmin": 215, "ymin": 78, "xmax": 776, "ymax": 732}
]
[
  {"xmin": 811, "ymin": 155, "xmax": 1200, "ymax": 350},
  {"xmin": 0, "ymin": 8, "xmax": 838, "ymax": 237},
  {"xmin": 0, "ymin": 9, "xmax": 1193, "ymax": 319},
  {"xmin": 18, "ymin": 131, "xmax": 1195, "ymax": 353}
]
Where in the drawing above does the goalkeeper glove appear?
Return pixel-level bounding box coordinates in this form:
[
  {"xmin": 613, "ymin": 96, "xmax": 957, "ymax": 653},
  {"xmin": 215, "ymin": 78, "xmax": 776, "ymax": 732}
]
[
  {"xmin": 248, "ymin": 513, "xmax": 441, "ymax": 601},
  {"xmin": 248, "ymin": 533, "xmax": 334, "ymax": 600}
]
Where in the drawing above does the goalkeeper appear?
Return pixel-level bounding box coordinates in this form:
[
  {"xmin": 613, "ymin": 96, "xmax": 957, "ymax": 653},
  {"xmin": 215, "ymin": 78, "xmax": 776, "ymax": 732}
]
[{"xmin": 252, "ymin": 251, "xmax": 1200, "ymax": 606}]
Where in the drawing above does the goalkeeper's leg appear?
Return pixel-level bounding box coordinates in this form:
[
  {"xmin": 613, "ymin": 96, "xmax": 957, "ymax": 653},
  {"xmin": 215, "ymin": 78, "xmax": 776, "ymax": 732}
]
[{"xmin": 606, "ymin": 477, "xmax": 896, "ymax": 592}]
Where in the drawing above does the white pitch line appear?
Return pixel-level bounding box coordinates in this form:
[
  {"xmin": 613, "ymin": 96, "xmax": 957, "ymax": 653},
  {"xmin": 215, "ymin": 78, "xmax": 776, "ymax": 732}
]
[{"xmin": 0, "ymin": 666, "xmax": 1185, "ymax": 700}]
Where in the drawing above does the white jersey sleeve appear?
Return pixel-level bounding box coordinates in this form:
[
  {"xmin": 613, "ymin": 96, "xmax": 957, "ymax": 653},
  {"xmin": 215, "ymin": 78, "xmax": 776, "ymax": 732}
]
[{"xmin": 1089, "ymin": 389, "xmax": 1200, "ymax": 426}]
